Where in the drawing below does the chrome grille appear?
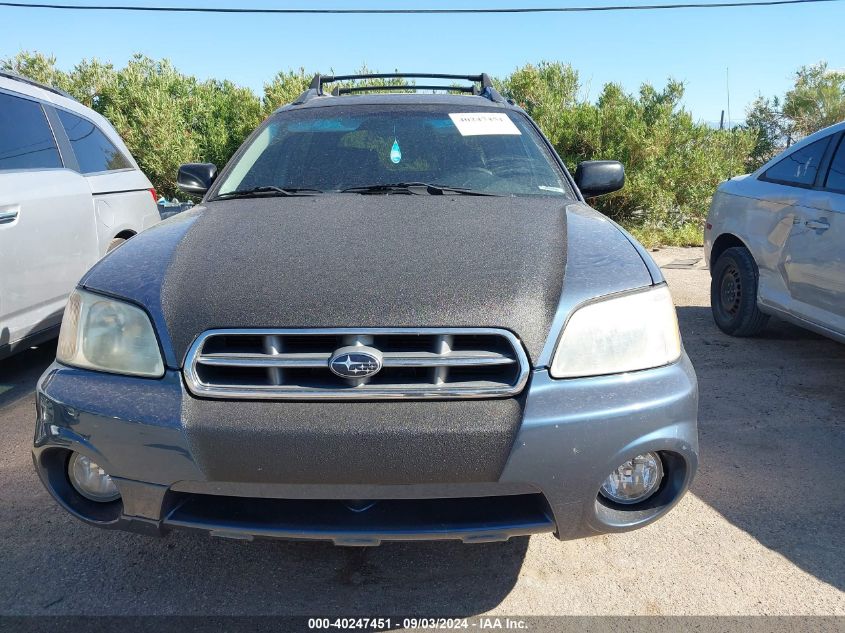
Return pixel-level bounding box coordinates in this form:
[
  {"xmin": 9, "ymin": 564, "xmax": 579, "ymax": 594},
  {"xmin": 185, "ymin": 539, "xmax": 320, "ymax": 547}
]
[{"xmin": 183, "ymin": 328, "xmax": 530, "ymax": 400}]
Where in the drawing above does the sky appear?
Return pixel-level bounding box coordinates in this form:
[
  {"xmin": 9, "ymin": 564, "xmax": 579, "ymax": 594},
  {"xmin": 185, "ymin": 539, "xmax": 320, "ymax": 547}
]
[{"xmin": 1, "ymin": 0, "xmax": 843, "ymax": 123}]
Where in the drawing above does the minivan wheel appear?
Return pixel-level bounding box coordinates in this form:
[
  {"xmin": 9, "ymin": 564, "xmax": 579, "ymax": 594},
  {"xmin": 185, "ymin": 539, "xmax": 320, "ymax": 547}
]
[
  {"xmin": 107, "ymin": 237, "xmax": 126, "ymax": 253},
  {"xmin": 711, "ymin": 246, "xmax": 769, "ymax": 336}
]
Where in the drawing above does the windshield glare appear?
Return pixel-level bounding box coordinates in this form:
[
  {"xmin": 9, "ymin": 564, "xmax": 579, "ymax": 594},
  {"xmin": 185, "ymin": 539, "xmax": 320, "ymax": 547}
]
[{"xmin": 216, "ymin": 105, "xmax": 571, "ymax": 198}]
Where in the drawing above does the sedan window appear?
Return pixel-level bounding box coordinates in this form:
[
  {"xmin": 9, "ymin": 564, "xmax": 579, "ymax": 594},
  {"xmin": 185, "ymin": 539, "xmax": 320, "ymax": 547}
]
[
  {"xmin": 762, "ymin": 136, "xmax": 830, "ymax": 187},
  {"xmin": 824, "ymin": 136, "xmax": 845, "ymax": 193}
]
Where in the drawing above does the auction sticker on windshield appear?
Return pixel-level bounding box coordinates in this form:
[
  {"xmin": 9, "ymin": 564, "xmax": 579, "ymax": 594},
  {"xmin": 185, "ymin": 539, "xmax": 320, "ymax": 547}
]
[{"xmin": 448, "ymin": 112, "xmax": 521, "ymax": 136}]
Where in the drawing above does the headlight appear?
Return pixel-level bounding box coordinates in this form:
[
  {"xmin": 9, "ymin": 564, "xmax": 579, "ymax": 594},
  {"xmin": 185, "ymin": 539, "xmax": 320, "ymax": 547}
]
[
  {"xmin": 57, "ymin": 289, "xmax": 164, "ymax": 378},
  {"xmin": 550, "ymin": 285, "xmax": 681, "ymax": 379}
]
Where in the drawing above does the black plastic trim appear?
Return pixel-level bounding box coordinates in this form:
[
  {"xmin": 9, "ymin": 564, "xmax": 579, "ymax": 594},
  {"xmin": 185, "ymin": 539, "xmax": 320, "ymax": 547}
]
[
  {"xmin": 41, "ymin": 103, "xmax": 79, "ymax": 172},
  {"xmin": 162, "ymin": 492, "xmax": 554, "ymax": 545},
  {"xmin": 312, "ymin": 73, "xmax": 492, "ymax": 94},
  {"xmin": 334, "ymin": 84, "xmax": 475, "ymax": 95}
]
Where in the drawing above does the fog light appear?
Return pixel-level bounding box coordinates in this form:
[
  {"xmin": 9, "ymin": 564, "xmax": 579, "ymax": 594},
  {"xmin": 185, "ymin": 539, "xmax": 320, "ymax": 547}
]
[
  {"xmin": 68, "ymin": 453, "xmax": 120, "ymax": 502},
  {"xmin": 600, "ymin": 452, "xmax": 663, "ymax": 505}
]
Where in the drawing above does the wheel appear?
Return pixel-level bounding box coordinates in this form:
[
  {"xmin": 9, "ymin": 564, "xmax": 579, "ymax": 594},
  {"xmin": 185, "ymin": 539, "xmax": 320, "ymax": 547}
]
[
  {"xmin": 107, "ymin": 237, "xmax": 126, "ymax": 253},
  {"xmin": 710, "ymin": 246, "xmax": 769, "ymax": 336}
]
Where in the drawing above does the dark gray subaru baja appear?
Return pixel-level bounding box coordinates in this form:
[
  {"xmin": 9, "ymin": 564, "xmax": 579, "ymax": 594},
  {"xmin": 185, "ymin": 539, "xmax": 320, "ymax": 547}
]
[{"xmin": 34, "ymin": 73, "xmax": 698, "ymax": 546}]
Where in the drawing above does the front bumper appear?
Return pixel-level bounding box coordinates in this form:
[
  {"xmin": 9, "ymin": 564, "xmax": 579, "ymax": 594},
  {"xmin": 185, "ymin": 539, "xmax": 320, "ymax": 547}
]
[{"xmin": 33, "ymin": 355, "xmax": 698, "ymax": 545}]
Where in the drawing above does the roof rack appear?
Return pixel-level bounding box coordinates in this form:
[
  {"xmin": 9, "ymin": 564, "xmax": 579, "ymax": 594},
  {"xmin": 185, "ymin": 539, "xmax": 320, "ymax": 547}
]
[
  {"xmin": 333, "ymin": 84, "xmax": 477, "ymax": 96},
  {"xmin": 292, "ymin": 72, "xmax": 506, "ymax": 105},
  {"xmin": 0, "ymin": 69, "xmax": 76, "ymax": 101}
]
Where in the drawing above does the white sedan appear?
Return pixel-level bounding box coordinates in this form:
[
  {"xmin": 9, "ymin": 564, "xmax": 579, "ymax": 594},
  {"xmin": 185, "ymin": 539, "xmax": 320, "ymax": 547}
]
[{"xmin": 705, "ymin": 120, "xmax": 845, "ymax": 343}]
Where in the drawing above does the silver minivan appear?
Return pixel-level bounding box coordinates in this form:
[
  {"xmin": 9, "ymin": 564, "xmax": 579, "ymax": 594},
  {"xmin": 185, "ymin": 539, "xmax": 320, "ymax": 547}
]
[
  {"xmin": 705, "ymin": 120, "xmax": 845, "ymax": 343},
  {"xmin": 0, "ymin": 71, "xmax": 160, "ymax": 359}
]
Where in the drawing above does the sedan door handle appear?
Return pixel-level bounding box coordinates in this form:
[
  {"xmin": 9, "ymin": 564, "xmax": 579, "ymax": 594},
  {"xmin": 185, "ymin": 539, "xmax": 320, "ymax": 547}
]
[
  {"xmin": 805, "ymin": 219, "xmax": 830, "ymax": 231},
  {"xmin": 0, "ymin": 209, "xmax": 19, "ymax": 225}
]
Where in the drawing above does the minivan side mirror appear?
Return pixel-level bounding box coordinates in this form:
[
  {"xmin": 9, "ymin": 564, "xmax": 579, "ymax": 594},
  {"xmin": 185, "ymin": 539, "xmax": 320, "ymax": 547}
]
[
  {"xmin": 574, "ymin": 160, "xmax": 625, "ymax": 198},
  {"xmin": 177, "ymin": 163, "xmax": 218, "ymax": 196}
]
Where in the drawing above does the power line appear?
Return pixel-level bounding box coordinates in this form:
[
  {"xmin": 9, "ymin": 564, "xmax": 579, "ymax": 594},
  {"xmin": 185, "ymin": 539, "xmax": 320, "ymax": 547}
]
[{"xmin": 0, "ymin": 0, "xmax": 840, "ymax": 15}]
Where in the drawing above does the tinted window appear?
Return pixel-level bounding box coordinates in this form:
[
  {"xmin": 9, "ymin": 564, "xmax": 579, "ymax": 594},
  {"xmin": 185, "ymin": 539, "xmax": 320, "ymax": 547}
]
[
  {"xmin": 763, "ymin": 137, "xmax": 830, "ymax": 187},
  {"xmin": 217, "ymin": 105, "xmax": 571, "ymax": 198},
  {"xmin": 0, "ymin": 92, "xmax": 62, "ymax": 170},
  {"xmin": 824, "ymin": 136, "xmax": 845, "ymax": 192},
  {"xmin": 57, "ymin": 109, "xmax": 131, "ymax": 174}
]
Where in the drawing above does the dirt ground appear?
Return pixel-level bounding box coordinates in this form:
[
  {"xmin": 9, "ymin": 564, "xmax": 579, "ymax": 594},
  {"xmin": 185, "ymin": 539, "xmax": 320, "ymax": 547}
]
[{"xmin": 0, "ymin": 246, "xmax": 842, "ymax": 616}]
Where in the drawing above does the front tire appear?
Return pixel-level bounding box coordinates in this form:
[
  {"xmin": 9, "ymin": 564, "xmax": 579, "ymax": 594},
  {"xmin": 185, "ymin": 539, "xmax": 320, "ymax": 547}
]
[{"xmin": 711, "ymin": 246, "xmax": 769, "ymax": 336}]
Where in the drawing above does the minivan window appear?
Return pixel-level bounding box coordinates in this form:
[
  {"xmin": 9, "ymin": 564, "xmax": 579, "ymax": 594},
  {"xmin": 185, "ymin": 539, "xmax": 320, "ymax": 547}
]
[
  {"xmin": 824, "ymin": 136, "xmax": 845, "ymax": 193},
  {"xmin": 216, "ymin": 105, "xmax": 572, "ymax": 198},
  {"xmin": 0, "ymin": 92, "xmax": 62, "ymax": 170},
  {"xmin": 57, "ymin": 109, "xmax": 131, "ymax": 174},
  {"xmin": 762, "ymin": 136, "xmax": 830, "ymax": 187}
]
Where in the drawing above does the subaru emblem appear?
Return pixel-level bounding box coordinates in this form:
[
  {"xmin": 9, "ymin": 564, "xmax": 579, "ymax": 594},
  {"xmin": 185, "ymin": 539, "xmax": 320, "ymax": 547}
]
[{"xmin": 328, "ymin": 346, "xmax": 383, "ymax": 379}]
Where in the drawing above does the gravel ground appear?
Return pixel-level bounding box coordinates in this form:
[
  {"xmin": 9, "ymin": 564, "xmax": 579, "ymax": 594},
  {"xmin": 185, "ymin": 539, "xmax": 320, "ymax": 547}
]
[{"xmin": 0, "ymin": 246, "xmax": 842, "ymax": 616}]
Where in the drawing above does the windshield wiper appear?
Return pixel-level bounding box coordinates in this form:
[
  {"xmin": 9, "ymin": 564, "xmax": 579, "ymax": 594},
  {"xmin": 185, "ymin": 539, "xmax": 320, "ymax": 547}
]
[
  {"xmin": 340, "ymin": 182, "xmax": 499, "ymax": 196},
  {"xmin": 213, "ymin": 186, "xmax": 323, "ymax": 200}
]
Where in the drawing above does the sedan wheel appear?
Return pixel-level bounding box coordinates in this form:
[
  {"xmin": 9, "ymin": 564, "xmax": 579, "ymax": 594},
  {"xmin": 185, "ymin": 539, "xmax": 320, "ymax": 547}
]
[
  {"xmin": 710, "ymin": 246, "xmax": 769, "ymax": 336},
  {"xmin": 719, "ymin": 262, "xmax": 742, "ymax": 317}
]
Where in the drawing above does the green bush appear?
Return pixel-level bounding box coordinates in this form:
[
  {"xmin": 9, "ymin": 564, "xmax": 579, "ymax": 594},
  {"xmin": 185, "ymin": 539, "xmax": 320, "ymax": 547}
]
[{"xmin": 500, "ymin": 62, "xmax": 753, "ymax": 246}]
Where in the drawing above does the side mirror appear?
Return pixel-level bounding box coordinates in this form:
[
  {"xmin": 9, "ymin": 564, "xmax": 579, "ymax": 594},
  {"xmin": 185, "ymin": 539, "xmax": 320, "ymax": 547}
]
[
  {"xmin": 574, "ymin": 160, "xmax": 625, "ymax": 198},
  {"xmin": 177, "ymin": 163, "xmax": 218, "ymax": 196}
]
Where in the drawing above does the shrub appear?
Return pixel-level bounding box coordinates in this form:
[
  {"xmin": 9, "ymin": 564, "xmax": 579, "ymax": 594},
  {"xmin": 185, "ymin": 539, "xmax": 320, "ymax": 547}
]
[{"xmin": 500, "ymin": 62, "xmax": 753, "ymax": 237}]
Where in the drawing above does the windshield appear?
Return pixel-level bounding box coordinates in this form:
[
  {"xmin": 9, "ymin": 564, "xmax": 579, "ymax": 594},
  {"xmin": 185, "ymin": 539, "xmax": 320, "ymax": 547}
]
[{"xmin": 215, "ymin": 105, "xmax": 572, "ymax": 198}]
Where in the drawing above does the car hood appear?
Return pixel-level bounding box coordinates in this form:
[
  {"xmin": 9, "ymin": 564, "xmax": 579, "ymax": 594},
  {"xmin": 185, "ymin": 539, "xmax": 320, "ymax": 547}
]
[
  {"xmin": 169, "ymin": 194, "xmax": 567, "ymax": 364},
  {"xmin": 84, "ymin": 194, "xmax": 568, "ymax": 367},
  {"xmin": 81, "ymin": 195, "xmax": 662, "ymax": 368}
]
